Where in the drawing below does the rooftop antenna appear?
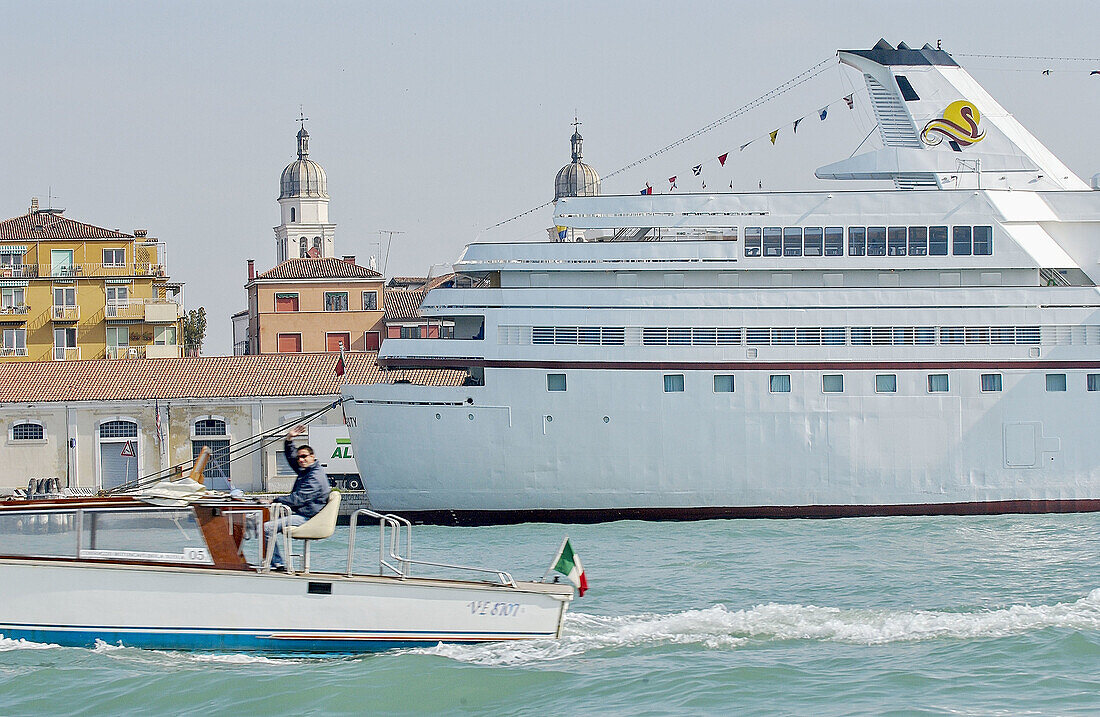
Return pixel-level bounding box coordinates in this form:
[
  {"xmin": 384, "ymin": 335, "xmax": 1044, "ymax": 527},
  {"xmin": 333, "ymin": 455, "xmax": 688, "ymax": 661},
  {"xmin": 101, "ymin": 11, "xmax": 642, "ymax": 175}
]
[{"xmin": 376, "ymin": 230, "xmax": 405, "ymax": 276}]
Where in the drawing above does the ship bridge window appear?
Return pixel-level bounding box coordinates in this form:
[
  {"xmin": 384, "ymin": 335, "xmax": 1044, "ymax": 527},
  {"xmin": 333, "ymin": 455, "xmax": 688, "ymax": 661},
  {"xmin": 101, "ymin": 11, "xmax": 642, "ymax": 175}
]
[
  {"xmin": 973, "ymin": 226, "xmax": 993, "ymax": 255},
  {"xmin": 803, "ymin": 227, "xmax": 823, "ymax": 257},
  {"xmin": 744, "ymin": 227, "xmax": 761, "ymax": 257},
  {"xmin": 895, "ymin": 75, "xmax": 921, "ymax": 101},
  {"xmin": 867, "ymin": 227, "xmax": 887, "ymax": 256},
  {"xmin": 763, "ymin": 227, "xmax": 782, "ymax": 257},
  {"xmin": 888, "ymin": 227, "xmax": 907, "ymax": 256},
  {"xmin": 929, "ymin": 226, "xmax": 948, "ymax": 255},
  {"xmin": 1045, "ymin": 374, "xmax": 1067, "ymax": 392},
  {"xmin": 824, "ymin": 227, "xmax": 844, "ymax": 256},
  {"xmin": 847, "ymin": 227, "xmax": 866, "ymax": 256},
  {"xmin": 783, "ymin": 228, "xmax": 803, "ymax": 257},
  {"xmin": 908, "ymin": 227, "xmax": 928, "ymax": 256},
  {"xmin": 953, "ymin": 226, "xmax": 972, "ymax": 256}
]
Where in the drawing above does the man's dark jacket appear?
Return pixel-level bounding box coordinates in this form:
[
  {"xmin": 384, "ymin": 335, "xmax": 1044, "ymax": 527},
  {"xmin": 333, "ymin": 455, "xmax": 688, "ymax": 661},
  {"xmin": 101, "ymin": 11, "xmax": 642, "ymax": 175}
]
[{"xmin": 276, "ymin": 440, "xmax": 331, "ymax": 519}]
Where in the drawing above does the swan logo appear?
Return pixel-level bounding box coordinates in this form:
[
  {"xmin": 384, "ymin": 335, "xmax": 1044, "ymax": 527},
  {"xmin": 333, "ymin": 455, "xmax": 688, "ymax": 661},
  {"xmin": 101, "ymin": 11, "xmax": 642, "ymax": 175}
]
[{"xmin": 920, "ymin": 100, "xmax": 985, "ymax": 148}]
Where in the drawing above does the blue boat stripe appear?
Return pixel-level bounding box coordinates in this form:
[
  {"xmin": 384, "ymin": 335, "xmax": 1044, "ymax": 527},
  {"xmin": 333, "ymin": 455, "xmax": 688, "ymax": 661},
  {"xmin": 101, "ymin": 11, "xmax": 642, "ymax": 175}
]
[{"xmin": 0, "ymin": 622, "xmax": 555, "ymax": 639}]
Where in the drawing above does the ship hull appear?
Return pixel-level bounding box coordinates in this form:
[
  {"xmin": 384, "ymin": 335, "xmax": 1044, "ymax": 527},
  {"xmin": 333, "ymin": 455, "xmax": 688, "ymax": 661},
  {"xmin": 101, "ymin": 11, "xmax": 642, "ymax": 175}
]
[{"xmin": 344, "ymin": 364, "xmax": 1100, "ymax": 524}]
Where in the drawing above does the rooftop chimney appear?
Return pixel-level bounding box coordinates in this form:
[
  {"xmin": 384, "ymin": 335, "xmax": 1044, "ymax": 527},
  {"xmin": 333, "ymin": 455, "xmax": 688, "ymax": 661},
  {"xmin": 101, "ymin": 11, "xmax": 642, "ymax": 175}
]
[
  {"xmin": 247, "ymin": 259, "xmax": 255, "ymax": 281},
  {"xmin": 342, "ymin": 255, "xmax": 356, "ymax": 265},
  {"xmin": 29, "ymin": 197, "xmax": 38, "ymax": 212}
]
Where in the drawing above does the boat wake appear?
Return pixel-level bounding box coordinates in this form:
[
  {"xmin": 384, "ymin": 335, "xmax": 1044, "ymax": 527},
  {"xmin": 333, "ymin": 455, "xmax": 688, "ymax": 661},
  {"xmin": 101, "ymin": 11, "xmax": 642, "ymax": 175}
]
[{"xmin": 411, "ymin": 587, "xmax": 1100, "ymax": 665}]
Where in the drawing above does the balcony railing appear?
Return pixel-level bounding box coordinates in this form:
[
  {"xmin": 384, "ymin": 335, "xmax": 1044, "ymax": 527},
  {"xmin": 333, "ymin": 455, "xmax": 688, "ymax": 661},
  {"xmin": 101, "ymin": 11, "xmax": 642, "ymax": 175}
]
[
  {"xmin": 0, "ymin": 347, "xmax": 28, "ymax": 357},
  {"xmin": 105, "ymin": 297, "xmax": 182, "ymax": 322},
  {"xmin": 5, "ymin": 263, "xmax": 168, "ymax": 279},
  {"xmin": 53, "ymin": 346, "xmax": 80, "ymax": 361},
  {"xmin": 0, "ymin": 305, "xmax": 29, "ymax": 319},
  {"xmin": 51, "ymin": 305, "xmax": 79, "ymax": 322}
]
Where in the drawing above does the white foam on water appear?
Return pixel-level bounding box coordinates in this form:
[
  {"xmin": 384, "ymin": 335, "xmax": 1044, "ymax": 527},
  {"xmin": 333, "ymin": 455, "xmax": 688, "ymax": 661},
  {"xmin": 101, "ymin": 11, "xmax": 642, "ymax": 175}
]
[
  {"xmin": 0, "ymin": 636, "xmax": 60, "ymax": 652},
  {"xmin": 408, "ymin": 587, "xmax": 1100, "ymax": 665}
]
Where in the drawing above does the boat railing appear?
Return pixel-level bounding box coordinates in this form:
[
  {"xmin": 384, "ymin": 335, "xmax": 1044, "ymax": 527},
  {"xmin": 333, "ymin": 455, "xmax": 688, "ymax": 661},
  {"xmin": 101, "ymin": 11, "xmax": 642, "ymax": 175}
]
[{"xmin": 347, "ymin": 508, "xmax": 515, "ymax": 587}]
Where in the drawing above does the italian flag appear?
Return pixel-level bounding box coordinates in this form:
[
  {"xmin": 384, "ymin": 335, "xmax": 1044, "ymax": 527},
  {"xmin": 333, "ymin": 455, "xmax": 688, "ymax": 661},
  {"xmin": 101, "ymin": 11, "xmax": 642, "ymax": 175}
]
[{"xmin": 550, "ymin": 538, "xmax": 587, "ymax": 596}]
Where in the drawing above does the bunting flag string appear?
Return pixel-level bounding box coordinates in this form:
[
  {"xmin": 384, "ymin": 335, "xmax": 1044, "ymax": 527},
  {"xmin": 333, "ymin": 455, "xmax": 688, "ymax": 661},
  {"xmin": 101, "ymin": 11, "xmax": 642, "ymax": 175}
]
[{"xmin": 637, "ymin": 88, "xmax": 864, "ymax": 195}]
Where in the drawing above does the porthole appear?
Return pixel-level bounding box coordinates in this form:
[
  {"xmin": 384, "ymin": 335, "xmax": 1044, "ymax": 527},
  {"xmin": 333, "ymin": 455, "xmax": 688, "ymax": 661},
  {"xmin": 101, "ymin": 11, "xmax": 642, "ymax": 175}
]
[
  {"xmin": 545, "ymin": 415, "xmax": 553, "ymax": 423},
  {"xmin": 435, "ymin": 413, "xmax": 441, "ymax": 420},
  {"xmin": 468, "ymin": 413, "xmax": 474, "ymax": 420},
  {"xmin": 603, "ymin": 416, "xmax": 610, "ymax": 423}
]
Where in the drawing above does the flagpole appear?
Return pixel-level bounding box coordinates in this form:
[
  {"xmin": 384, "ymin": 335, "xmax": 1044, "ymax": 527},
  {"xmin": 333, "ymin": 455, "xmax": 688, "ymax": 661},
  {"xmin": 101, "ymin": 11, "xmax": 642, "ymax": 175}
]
[{"xmin": 541, "ymin": 536, "xmax": 570, "ymax": 582}]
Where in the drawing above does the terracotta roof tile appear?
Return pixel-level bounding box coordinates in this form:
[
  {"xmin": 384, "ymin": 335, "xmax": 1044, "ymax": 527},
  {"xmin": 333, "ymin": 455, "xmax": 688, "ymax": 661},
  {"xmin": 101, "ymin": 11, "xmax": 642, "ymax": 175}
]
[
  {"xmin": 0, "ymin": 353, "xmax": 466, "ymax": 402},
  {"xmin": 383, "ymin": 288, "xmax": 425, "ymax": 321},
  {"xmin": 0, "ymin": 210, "xmax": 132, "ymax": 241},
  {"xmin": 254, "ymin": 258, "xmax": 382, "ymax": 281}
]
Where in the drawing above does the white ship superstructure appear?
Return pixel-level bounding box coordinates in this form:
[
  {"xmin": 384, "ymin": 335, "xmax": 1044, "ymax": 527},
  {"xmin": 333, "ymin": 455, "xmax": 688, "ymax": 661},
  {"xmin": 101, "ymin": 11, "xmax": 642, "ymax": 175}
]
[{"xmin": 344, "ymin": 41, "xmax": 1100, "ymax": 523}]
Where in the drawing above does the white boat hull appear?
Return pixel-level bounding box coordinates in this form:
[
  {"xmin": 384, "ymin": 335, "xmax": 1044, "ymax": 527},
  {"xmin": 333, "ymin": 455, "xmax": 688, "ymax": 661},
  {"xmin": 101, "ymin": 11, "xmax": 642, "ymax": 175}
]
[{"xmin": 0, "ymin": 559, "xmax": 571, "ymax": 652}]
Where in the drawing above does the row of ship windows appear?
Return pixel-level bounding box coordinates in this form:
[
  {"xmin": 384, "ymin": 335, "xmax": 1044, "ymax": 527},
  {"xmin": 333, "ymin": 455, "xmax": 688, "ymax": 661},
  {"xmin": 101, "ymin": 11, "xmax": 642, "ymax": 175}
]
[
  {"xmin": 545, "ymin": 373, "xmax": 1100, "ymax": 394},
  {"xmin": 513, "ymin": 325, "xmax": 1100, "ymax": 347},
  {"xmin": 742, "ymin": 226, "xmax": 994, "ymax": 258}
]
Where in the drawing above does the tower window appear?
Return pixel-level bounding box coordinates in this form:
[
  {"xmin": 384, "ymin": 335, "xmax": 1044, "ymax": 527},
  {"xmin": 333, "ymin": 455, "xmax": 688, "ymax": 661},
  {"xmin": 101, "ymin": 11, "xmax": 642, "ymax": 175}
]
[
  {"xmin": 290, "ymin": 207, "xmax": 295, "ymax": 222},
  {"xmin": 313, "ymin": 237, "xmax": 322, "ymax": 252},
  {"xmin": 299, "ymin": 237, "xmax": 307, "ymax": 257}
]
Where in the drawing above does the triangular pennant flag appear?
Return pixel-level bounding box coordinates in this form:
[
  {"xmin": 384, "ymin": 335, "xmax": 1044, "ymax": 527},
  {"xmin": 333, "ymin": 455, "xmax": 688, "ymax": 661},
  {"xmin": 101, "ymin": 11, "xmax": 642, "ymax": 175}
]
[
  {"xmin": 729, "ymin": 181, "xmax": 733, "ymax": 189},
  {"xmin": 793, "ymin": 117, "xmax": 803, "ymax": 133},
  {"xmin": 692, "ymin": 164, "xmax": 702, "ymax": 176},
  {"xmin": 640, "ymin": 183, "xmax": 652, "ymax": 195},
  {"xmin": 844, "ymin": 94, "xmax": 854, "ymax": 109},
  {"xmin": 819, "ymin": 106, "xmax": 828, "ymax": 121},
  {"xmin": 769, "ymin": 129, "xmax": 779, "ymax": 144},
  {"xmin": 740, "ymin": 141, "xmax": 752, "ymax": 151},
  {"xmin": 718, "ymin": 152, "xmax": 728, "ymax": 166},
  {"xmin": 668, "ymin": 176, "xmax": 677, "ymax": 190},
  {"xmin": 335, "ymin": 346, "xmax": 346, "ymax": 377}
]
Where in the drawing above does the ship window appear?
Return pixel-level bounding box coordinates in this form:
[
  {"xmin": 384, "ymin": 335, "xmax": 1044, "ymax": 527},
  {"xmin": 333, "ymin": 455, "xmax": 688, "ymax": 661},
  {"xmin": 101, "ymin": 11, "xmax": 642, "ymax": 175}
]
[
  {"xmin": 770, "ymin": 375, "xmax": 791, "ymax": 393},
  {"xmin": 887, "ymin": 227, "xmax": 907, "ymax": 256},
  {"xmin": 929, "ymin": 226, "xmax": 949, "ymax": 255},
  {"xmin": 763, "ymin": 227, "xmax": 782, "ymax": 257},
  {"xmin": 866, "ymin": 227, "xmax": 887, "ymax": 256},
  {"xmin": 973, "ymin": 226, "xmax": 993, "ymax": 255},
  {"xmin": 822, "ymin": 327, "xmax": 846, "ymax": 345},
  {"xmin": 547, "ymin": 374, "xmax": 567, "ymax": 392},
  {"xmin": 848, "ymin": 227, "xmax": 866, "ymax": 256},
  {"xmin": 663, "ymin": 374, "xmax": 685, "ymax": 393},
  {"xmin": 803, "ymin": 227, "xmax": 823, "ymax": 256},
  {"xmin": 928, "ymin": 374, "xmax": 949, "ymax": 392},
  {"xmin": 824, "ymin": 227, "xmax": 844, "ymax": 256},
  {"xmin": 1088, "ymin": 374, "xmax": 1100, "ymax": 391},
  {"xmin": 1045, "ymin": 373, "xmax": 1067, "ymax": 392},
  {"xmin": 782, "ymin": 227, "xmax": 802, "ymax": 257},
  {"xmin": 895, "ymin": 75, "xmax": 920, "ymax": 101},
  {"xmin": 980, "ymin": 373, "xmax": 1002, "ymax": 392},
  {"xmin": 953, "ymin": 226, "xmax": 972, "ymax": 256},
  {"xmin": 11, "ymin": 421, "xmax": 45, "ymax": 441},
  {"xmin": 713, "ymin": 375, "xmax": 735, "ymax": 393},
  {"xmin": 80, "ymin": 509, "xmax": 209, "ymax": 564},
  {"xmin": 908, "ymin": 227, "xmax": 928, "ymax": 256},
  {"xmin": 876, "ymin": 374, "xmax": 897, "ymax": 393},
  {"xmin": 744, "ymin": 227, "xmax": 762, "ymax": 257},
  {"xmin": 822, "ymin": 374, "xmax": 844, "ymax": 393}
]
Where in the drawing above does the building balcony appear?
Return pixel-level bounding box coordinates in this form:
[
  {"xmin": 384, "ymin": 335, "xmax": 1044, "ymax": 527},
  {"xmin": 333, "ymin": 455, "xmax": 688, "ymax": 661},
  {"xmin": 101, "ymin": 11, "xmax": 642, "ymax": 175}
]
[
  {"xmin": 0, "ymin": 265, "xmax": 35, "ymax": 278},
  {"xmin": 145, "ymin": 344, "xmax": 182, "ymax": 359},
  {"xmin": 0, "ymin": 305, "xmax": 29, "ymax": 323},
  {"xmin": 24, "ymin": 262, "xmax": 168, "ymax": 279},
  {"xmin": 105, "ymin": 298, "xmax": 183, "ymax": 323},
  {"xmin": 105, "ymin": 345, "xmax": 144, "ymax": 359},
  {"xmin": 53, "ymin": 347, "xmax": 80, "ymax": 361},
  {"xmin": 0, "ymin": 347, "xmax": 28, "ymax": 357},
  {"xmin": 51, "ymin": 305, "xmax": 79, "ymax": 322}
]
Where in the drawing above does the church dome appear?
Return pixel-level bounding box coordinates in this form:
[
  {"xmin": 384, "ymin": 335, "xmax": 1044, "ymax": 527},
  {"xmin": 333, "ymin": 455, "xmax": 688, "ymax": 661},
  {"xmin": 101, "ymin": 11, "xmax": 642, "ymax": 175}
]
[
  {"xmin": 279, "ymin": 126, "xmax": 328, "ymax": 199},
  {"xmin": 554, "ymin": 127, "xmax": 601, "ymax": 201}
]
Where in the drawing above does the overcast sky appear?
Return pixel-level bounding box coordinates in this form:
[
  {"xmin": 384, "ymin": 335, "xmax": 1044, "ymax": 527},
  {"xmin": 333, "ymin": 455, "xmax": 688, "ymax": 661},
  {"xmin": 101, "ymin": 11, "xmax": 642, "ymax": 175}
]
[{"xmin": 3, "ymin": 1, "xmax": 1098, "ymax": 353}]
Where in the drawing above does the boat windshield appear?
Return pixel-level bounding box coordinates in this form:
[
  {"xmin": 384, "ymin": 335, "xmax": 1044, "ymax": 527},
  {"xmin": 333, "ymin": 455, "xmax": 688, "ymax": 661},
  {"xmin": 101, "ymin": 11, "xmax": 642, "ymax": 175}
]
[{"xmin": 0, "ymin": 506, "xmax": 212, "ymax": 565}]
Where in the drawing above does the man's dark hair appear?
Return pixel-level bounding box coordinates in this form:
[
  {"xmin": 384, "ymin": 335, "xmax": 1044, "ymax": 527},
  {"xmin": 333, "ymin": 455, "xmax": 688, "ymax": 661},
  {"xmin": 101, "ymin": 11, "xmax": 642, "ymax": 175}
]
[{"xmin": 297, "ymin": 445, "xmax": 315, "ymax": 456}]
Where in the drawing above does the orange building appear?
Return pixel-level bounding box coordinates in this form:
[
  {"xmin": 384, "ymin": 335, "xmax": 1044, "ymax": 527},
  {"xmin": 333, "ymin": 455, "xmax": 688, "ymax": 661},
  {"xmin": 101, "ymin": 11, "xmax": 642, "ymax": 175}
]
[{"xmin": 243, "ymin": 256, "xmax": 384, "ymax": 354}]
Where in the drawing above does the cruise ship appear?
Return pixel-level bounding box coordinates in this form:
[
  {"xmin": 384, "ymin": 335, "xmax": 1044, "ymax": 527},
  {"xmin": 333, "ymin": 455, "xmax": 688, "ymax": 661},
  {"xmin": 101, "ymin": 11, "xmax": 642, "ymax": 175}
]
[{"xmin": 343, "ymin": 41, "xmax": 1100, "ymax": 524}]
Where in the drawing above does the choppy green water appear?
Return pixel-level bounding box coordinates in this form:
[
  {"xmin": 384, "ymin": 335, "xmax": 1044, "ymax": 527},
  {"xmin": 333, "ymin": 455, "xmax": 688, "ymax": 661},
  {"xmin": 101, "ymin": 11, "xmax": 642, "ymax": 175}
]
[{"xmin": 3, "ymin": 514, "xmax": 1100, "ymax": 715}]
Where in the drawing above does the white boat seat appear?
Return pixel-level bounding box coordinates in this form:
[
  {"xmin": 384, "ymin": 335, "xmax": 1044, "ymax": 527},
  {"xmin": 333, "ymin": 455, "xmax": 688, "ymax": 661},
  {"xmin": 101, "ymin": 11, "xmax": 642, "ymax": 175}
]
[{"xmin": 286, "ymin": 490, "xmax": 341, "ymax": 573}]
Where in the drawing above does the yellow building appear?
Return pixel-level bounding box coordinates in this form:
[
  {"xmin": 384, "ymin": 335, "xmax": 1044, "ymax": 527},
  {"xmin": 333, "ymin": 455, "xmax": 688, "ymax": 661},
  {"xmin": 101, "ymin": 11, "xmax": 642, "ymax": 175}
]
[{"xmin": 0, "ymin": 198, "xmax": 184, "ymax": 361}]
